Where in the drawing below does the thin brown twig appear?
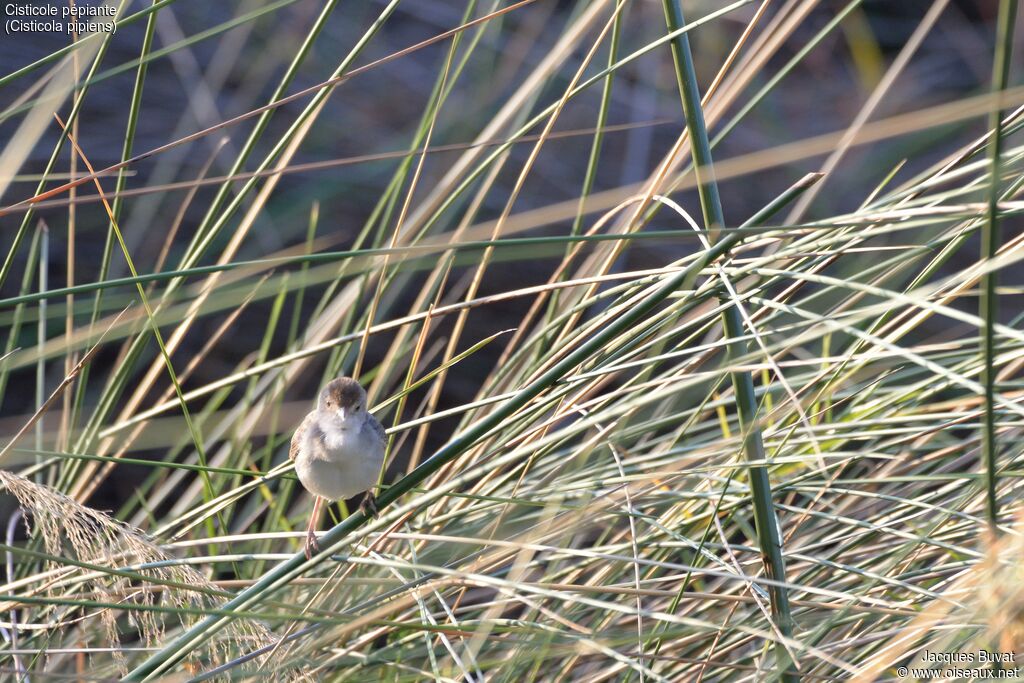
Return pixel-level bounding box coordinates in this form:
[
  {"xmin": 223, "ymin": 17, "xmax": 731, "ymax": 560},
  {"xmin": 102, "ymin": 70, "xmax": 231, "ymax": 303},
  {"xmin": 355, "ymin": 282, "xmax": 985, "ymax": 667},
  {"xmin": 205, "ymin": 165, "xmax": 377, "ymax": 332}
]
[{"xmin": 5, "ymin": 118, "xmax": 677, "ymax": 217}]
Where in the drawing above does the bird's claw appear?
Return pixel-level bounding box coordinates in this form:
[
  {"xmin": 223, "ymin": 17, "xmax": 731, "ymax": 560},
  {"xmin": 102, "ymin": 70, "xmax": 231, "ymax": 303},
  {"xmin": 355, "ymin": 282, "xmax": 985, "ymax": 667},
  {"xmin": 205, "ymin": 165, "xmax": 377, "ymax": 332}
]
[
  {"xmin": 304, "ymin": 531, "xmax": 320, "ymax": 560},
  {"xmin": 361, "ymin": 493, "xmax": 380, "ymax": 518}
]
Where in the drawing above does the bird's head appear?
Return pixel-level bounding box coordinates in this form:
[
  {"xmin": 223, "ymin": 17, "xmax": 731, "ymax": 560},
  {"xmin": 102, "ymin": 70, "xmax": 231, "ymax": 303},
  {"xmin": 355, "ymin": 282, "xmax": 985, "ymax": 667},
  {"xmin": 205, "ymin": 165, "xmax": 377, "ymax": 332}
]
[{"xmin": 318, "ymin": 377, "xmax": 368, "ymax": 429}]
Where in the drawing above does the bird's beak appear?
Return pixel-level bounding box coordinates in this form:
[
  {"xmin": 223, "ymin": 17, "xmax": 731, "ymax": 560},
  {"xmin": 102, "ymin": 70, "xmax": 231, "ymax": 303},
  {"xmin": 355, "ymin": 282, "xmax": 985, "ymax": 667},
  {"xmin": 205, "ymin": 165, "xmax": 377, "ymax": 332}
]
[{"xmin": 338, "ymin": 407, "xmax": 348, "ymax": 421}]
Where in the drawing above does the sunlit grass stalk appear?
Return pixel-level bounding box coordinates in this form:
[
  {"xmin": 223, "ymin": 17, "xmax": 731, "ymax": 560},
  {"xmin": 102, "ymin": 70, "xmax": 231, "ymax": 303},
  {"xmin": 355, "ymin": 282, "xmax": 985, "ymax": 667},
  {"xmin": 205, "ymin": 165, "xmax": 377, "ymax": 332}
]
[
  {"xmin": 981, "ymin": 0, "xmax": 1019, "ymax": 535},
  {"xmin": 121, "ymin": 172, "xmax": 820, "ymax": 681},
  {"xmin": 61, "ymin": 28, "xmax": 80, "ymax": 457},
  {"xmin": 0, "ymin": 0, "xmax": 130, "ymax": 406},
  {"xmin": 108, "ymin": 0, "xmax": 157, "ymax": 255},
  {"xmin": 397, "ymin": 0, "xmax": 752, "ymax": 243},
  {"xmin": 660, "ymin": 0, "xmax": 796, "ymax": 678},
  {"xmin": 35, "ymin": 221, "xmax": 47, "ymax": 484},
  {"xmin": 0, "ymin": 227, "xmax": 843, "ymax": 313},
  {"xmin": 56, "ymin": 119, "xmax": 220, "ymax": 534},
  {"xmin": 569, "ymin": 12, "xmax": 620, "ymax": 242},
  {"xmin": 62, "ymin": 0, "xmax": 350, "ymax": 483},
  {"xmin": 59, "ymin": 0, "xmax": 159, "ymax": 493},
  {"xmin": 181, "ymin": 0, "xmax": 340, "ymax": 268},
  {"xmin": 100, "ymin": 0, "xmax": 158, "ymax": 295},
  {"xmin": 708, "ymin": 0, "xmax": 862, "ymax": 151},
  {"xmin": 540, "ymin": 3, "xmax": 623, "ymax": 349},
  {"xmin": 185, "ymin": 0, "xmax": 402, "ymax": 274},
  {"xmin": 353, "ymin": 1, "xmax": 496, "ymax": 400}
]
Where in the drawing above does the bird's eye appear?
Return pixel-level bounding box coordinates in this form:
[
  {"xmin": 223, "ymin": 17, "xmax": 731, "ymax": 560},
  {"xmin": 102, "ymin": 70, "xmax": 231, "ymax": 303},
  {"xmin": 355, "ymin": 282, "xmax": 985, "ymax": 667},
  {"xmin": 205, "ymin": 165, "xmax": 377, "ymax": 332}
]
[
  {"xmin": 354, "ymin": 403, "xmax": 361, "ymax": 411},
  {"xmin": 325, "ymin": 399, "xmax": 332, "ymax": 407}
]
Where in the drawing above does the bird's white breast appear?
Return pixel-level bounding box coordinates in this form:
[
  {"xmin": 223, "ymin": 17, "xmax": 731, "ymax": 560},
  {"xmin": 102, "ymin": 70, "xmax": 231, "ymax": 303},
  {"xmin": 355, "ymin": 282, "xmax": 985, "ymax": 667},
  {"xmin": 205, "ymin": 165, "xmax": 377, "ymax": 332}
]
[{"xmin": 294, "ymin": 414, "xmax": 384, "ymax": 501}]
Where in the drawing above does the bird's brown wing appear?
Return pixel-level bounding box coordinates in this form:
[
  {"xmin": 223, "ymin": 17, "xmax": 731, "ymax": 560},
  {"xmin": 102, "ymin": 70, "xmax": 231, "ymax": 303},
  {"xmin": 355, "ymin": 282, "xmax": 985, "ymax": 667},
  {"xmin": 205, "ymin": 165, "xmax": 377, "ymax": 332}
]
[
  {"xmin": 367, "ymin": 414, "xmax": 386, "ymax": 443},
  {"xmin": 289, "ymin": 412, "xmax": 318, "ymax": 460}
]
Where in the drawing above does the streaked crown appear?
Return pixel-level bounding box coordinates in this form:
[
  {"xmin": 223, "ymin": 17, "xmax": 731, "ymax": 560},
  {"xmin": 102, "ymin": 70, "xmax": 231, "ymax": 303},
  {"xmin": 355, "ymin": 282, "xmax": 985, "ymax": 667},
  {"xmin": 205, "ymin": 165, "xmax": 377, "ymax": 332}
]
[{"xmin": 318, "ymin": 376, "xmax": 367, "ymax": 412}]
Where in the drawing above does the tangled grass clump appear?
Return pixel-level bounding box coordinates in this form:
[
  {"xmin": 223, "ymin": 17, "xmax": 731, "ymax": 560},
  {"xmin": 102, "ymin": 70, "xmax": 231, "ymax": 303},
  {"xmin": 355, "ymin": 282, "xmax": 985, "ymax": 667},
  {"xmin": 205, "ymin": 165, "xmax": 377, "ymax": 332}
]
[{"xmin": 0, "ymin": 470, "xmax": 271, "ymax": 676}]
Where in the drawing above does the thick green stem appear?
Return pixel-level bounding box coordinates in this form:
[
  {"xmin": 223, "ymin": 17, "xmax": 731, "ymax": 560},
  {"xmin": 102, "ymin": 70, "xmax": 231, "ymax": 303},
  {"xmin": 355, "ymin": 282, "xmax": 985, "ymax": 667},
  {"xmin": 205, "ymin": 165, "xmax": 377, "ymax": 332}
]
[
  {"xmin": 660, "ymin": 0, "xmax": 797, "ymax": 678},
  {"xmin": 981, "ymin": 0, "xmax": 1019, "ymax": 535}
]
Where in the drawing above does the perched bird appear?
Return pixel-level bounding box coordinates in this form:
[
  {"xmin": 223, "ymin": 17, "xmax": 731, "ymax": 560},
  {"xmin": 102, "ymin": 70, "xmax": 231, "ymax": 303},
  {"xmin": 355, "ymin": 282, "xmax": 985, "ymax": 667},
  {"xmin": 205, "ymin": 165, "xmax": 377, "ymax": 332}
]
[{"xmin": 290, "ymin": 377, "xmax": 386, "ymax": 559}]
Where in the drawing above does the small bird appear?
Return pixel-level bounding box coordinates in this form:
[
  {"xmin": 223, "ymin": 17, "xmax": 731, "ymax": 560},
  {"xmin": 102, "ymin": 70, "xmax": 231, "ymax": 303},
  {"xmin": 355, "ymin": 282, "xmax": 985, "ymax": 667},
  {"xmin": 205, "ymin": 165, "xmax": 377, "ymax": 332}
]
[{"xmin": 290, "ymin": 377, "xmax": 386, "ymax": 559}]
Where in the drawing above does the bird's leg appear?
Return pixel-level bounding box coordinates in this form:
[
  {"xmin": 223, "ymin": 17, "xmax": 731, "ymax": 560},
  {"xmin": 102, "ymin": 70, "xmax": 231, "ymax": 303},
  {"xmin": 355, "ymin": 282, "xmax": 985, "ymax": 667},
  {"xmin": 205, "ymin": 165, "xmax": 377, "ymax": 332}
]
[
  {"xmin": 305, "ymin": 496, "xmax": 324, "ymax": 560},
  {"xmin": 360, "ymin": 491, "xmax": 379, "ymax": 518}
]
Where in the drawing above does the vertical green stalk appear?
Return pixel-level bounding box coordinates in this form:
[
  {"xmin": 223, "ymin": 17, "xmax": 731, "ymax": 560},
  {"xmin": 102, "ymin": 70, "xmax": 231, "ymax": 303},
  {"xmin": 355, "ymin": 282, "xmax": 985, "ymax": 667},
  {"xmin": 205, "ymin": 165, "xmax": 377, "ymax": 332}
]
[
  {"xmin": 67, "ymin": 0, "xmax": 157, "ymax": 479},
  {"xmin": 0, "ymin": 0, "xmax": 132, "ymax": 407},
  {"xmin": 0, "ymin": 229, "xmax": 42, "ymax": 406},
  {"xmin": 660, "ymin": 0, "xmax": 796, "ymax": 678},
  {"xmin": 70, "ymin": 0, "xmax": 364, "ymax": 462},
  {"xmin": 181, "ymin": 0, "xmax": 343, "ymax": 267},
  {"xmin": 981, "ymin": 0, "xmax": 1019, "ymax": 535},
  {"xmin": 542, "ymin": 5, "xmax": 622, "ymax": 330},
  {"xmin": 36, "ymin": 222, "xmax": 48, "ymax": 484},
  {"xmin": 570, "ymin": 10, "xmax": 621, "ymax": 240},
  {"xmin": 93, "ymin": 0, "xmax": 159, "ymax": 299}
]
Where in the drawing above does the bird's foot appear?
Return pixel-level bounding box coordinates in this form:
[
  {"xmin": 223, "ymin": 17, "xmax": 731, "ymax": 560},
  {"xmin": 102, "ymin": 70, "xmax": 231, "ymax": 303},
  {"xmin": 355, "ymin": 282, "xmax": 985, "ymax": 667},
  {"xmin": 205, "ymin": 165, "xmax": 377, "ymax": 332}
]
[
  {"xmin": 304, "ymin": 531, "xmax": 320, "ymax": 560},
  {"xmin": 361, "ymin": 492, "xmax": 380, "ymax": 518}
]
